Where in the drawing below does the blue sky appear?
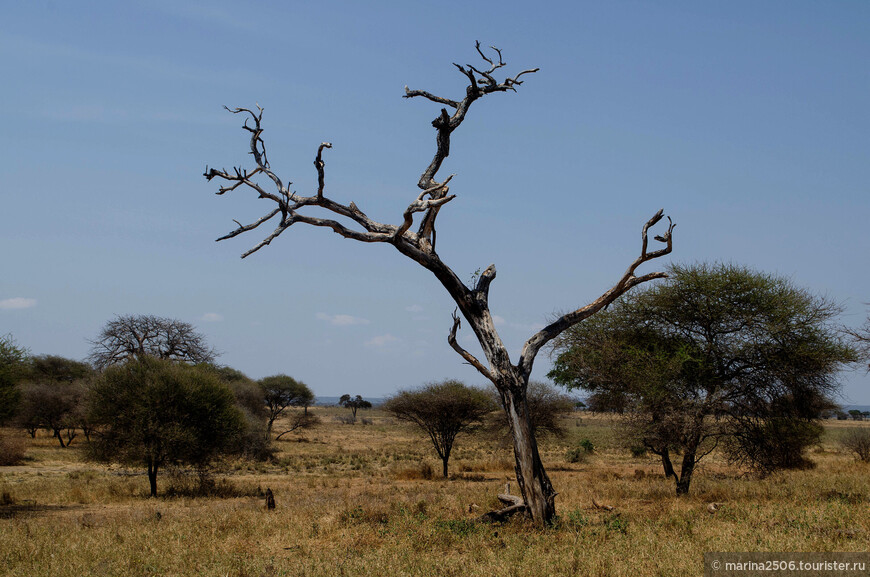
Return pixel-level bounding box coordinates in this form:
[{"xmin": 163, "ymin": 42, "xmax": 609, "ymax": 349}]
[{"xmin": 2, "ymin": 1, "xmax": 868, "ymax": 401}]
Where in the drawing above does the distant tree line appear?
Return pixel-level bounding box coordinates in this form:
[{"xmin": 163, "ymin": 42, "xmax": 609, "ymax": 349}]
[
  {"xmin": 2, "ymin": 273, "xmax": 868, "ymax": 503},
  {"xmin": 0, "ymin": 315, "xmax": 317, "ymax": 496}
]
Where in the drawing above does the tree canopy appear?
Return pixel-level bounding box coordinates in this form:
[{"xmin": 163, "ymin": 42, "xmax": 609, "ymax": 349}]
[
  {"xmin": 88, "ymin": 357, "xmax": 245, "ymax": 497},
  {"xmin": 550, "ymin": 262, "xmax": 857, "ymax": 493},
  {"xmin": 0, "ymin": 334, "xmax": 28, "ymax": 424},
  {"xmin": 846, "ymin": 308, "xmax": 870, "ymax": 371},
  {"xmin": 258, "ymin": 374, "xmax": 315, "ymax": 435},
  {"xmin": 89, "ymin": 315, "xmax": 217, "ymax": 369},
  {"xmin": 384, "ymin": 380, "xmax": 496, "ymax": 477},
  {"xmin": 14, "ymin": 355, "xmax": 94, "ymax": 446},
  {"xmin": 339, "ymin": 394, "xmax": 372, "ymax": 421}
]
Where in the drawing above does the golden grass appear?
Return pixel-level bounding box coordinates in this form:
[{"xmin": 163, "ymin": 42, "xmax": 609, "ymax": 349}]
[{"xmin": 2, "ymin": 410, "xmax": 869, "ymax": 577}]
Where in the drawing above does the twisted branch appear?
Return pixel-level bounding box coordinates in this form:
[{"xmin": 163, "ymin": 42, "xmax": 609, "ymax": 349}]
[
  {"xmin": 206, "ymin": 107, "xmax": 399, "ymax": 257},
  {"xmin": 404, "ymin": 42, "xmax": 538, "ymax": 243},
  {"xmin": 447, "ymin": 310, "xmax": 494, "ymax": 382},
  {"xmin": 208, "ymin": 44, "xmax": 537, "ymax": 262},
  {"xmin": 517, "ymin": 210, "xmax": 676, "ymax": 377}
]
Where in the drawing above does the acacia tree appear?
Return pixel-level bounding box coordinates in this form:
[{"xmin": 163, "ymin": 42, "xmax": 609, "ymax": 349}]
[
  {"xmin": 17, "ymin": 355, "xmax": 93, "ymax": 446},
  {"xmin": 201, "ymin": 364, "xmax": 273, "ymax": 459},
  {"xmin": 385, "ymin": 380, "xmax": 496, "ymax": 478},
  {"xmin": 18, "ymin": 382, "xmax": 82, "ymax": 447},
  {"xmin": 0, "ymin": 334, "xmax": 28, "ymax": 424},
  {"xmin": 89, "ymin": 357, "xmax": 245, "ymax": 497},
  {"xmin": 205, "ymin": 44, "xmax": 674, "ymax": 523},
  {"xmin": 338, "ymin": 394, "xmax": 372, "ymax": 422},
  {"xmin": 845, "ymin": 309, "xmax": 870, "ymax": 370},
  {"xmin": 550, "ymin": 263, "xmax": 857, "ymax": 493},
  {"xmin": 258, "ymin": 374, "xmax": 315, "ymax": 436},
  {"xmin": 89, "ymin": 315, "xmax": 217, "ymax": 369}
]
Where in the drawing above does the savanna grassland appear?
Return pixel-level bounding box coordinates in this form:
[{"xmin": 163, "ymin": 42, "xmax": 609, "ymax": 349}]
[{"xmin": 2, "ymin": 410, "xmax": 869, "ymax": 577}]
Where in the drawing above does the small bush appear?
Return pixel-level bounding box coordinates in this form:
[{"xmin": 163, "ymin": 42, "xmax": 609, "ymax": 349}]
[
  {"xmin": 579, "ymin": 439, "xmax": 595, "ymax": 453},
  {"xmin": 630, "ymin": 445, "xmax": 648, "ymax": 457},
  {"xmin": 162, "ymin": 467, "xmax": 259, "ymax": 498},
  {"xmin": 605, "ymin": 516, "xmax": 628, "ymax": 534},
  {"xmin": 841, "ymin": 428, "xmax": 870, "ymax": 462},
  {"xmin": 0, "ymin": 435, "xmax": 26, "ymax": 466},
  {"xmin": 726, "ymin": 417, "xmax": 821, "ymax": 475},
  {"xmin": 360, "ymin": 417, "xmax": 373, "ymax": 426},
  {"xmin": 393, "ymin": 461, "xmax": 435, "ymax": 480},
  {"xmin": 420, "ymin": 461, "xmax": 434, "ymax": 479},
  {"xmin": 566, "ymin": 447, "xmax": 587, "ymax": 464}
]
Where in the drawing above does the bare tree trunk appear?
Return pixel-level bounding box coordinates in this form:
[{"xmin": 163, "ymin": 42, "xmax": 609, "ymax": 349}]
[
  {"xmin": 497, "ymin": 376, "xmax": 556, "ymax": 523},
  {"xmin": 147, "ymin": 460, "xmax": 158, "ymax": 498},
  {"xmin": 660, "ymin": 448, "xmax": 676, "ymax": 479},
  {"xmin": 675, "ymin": 444, "xmax": 698, "ymax": 495}
]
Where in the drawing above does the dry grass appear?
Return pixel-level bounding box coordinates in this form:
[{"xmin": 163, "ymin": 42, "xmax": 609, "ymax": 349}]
[{"xmin": 2, "ymin": 410, "xmax": 869, "ymax": 577}]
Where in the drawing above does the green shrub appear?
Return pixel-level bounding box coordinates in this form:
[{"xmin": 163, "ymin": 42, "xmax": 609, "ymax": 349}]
[
  {"xmin": 566, "ymin": 447, "xmax": 587, "ymax": 463},
  {"xmin": 88, "ymin": 357, "xmax": 246, "ymax": 497}
]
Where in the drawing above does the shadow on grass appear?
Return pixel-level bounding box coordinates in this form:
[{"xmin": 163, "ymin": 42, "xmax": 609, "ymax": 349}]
[{"xmin": 0, "ymin": 502, "xmax": 85, "ymax": 519}]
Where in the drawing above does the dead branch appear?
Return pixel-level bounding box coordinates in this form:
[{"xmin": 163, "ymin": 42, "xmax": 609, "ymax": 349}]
[
  {"xmin": 517, "ymin": 209, "xmax": 675, "ymax": 378},
  {"xmin": 478, "ymin": 483, "xmax": 529, "ymax": 523},
  {"xmin": 274, "ymin": 412, "xmax": 318, "ymax": 440},
  {"xmin": 447, "ymin": 310, "xmax": 494, "ymax": 382},
  {"xmin": 404, "ymin": 43, "xmax": 538, "ymax": 245},
  {"xmin": 592, "ymin": 498, "xmax": 615, "ymax": 512},
  {"xmin": 209, "ymin": 44, "xmax": 536, "ymax": 260}
]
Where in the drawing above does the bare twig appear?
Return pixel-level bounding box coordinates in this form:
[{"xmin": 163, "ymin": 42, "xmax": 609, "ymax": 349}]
[
  {"xmin": 404, "ymin": 43, "xmax": 538, "ymax": 243},
  {"xmin": 315, "ymin": 142, "xmax": 332, "ymax": 199}
]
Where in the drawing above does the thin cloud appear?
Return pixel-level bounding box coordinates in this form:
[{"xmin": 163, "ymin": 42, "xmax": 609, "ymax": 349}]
[
  {"xmin": 366, "ymin": 334, "xmax": 398, "ymax": 348},
  {"xmin": 492, "ymin": 315, "xmax": 506, "ymax": 326},
  {"xmin": 201, "ymin": 313, "xmax": 224, "ymax": 322},
  {"xmin": 405, "ymin": 304, "xmax": 424, "ymax": 313},
  {"xmin": 316, "ymin": 312, "xmax": 370, "ymax": 326},
  {"xmin": 0, "ymin": 297, "xmax": 37, "ymax": 310}
]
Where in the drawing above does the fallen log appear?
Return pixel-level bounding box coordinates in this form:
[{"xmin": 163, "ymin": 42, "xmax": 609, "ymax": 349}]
[{"xmin": 478, "ymin": 483, "xmax": 529, "ymax": 523}]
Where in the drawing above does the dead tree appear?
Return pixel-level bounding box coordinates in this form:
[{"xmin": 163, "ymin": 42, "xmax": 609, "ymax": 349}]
[
  {"xmin": 89, "ymin": 315, "xmax": 216, "ymax": 369},
  {"xmin": 205, "ymin": 43, "xmax": 674, "ymax": 524}
]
